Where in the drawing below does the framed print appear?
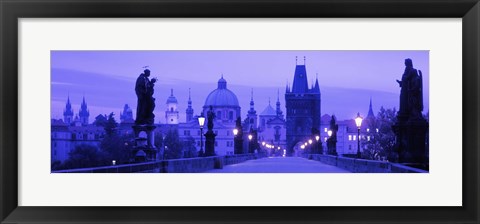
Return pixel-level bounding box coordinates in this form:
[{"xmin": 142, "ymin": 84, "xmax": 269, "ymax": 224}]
[{"xmin": 1, "ymin": 0, "xmax": 479, "ymax": 223}]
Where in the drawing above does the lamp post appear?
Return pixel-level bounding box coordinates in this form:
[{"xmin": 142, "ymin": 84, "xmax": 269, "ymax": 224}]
[
  {"xmin": 198, "ymin": 114, "xmax": 205, "ymax": 156},
  {"xmin": 327, "ymin": 130, "xmax": 332, "ymax": 154},
  {"xmin": 315, "ymin": 135, "xmax": 320, "ymax": 154},
  {"xmin": 355, "ymin": 112, "xmax": 363, "ymax": 158},
  {"xmin": 248, "ymin": 133, "xmax": 253, "ymax": 154}
]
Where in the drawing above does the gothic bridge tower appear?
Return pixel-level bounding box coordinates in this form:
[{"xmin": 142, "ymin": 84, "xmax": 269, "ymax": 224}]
[{"xmin": 285, "ymin": 57, "xmax": 321, "ymax": 156}]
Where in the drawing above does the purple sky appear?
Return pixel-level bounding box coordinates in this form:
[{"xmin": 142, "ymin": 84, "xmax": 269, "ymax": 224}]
[{"xmin": 51, "ymin": 51, "xmax": 429, "ymax": 123}]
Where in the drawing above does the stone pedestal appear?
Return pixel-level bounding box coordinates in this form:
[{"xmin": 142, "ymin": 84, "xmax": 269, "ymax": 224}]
[
  {"xmin": 132, "ymin": 125, "xmax": 157, "ymax": 162},
  {"xmin": 204, "ymin": 130, "xmax": 216, "ymax": 157},
  {"xmin": 393, "ymin": 115, "xmax": 428, "ymax": 165}
]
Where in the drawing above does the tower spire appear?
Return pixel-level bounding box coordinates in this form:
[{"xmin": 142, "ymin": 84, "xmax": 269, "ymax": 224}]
[
  {"xmin": 186, "ymin": 88, "xmax": 194, "ymax": 122},
  {"xmin": 367, "ymin": 97, "xmax": 375, "ymax": 119}
]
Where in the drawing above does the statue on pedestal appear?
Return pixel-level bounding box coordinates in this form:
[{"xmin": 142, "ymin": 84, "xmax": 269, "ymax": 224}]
[
  {"xmin": 393, "ymin": 59, "xmax": 428, "ymax": 166},
  {"xmin": 204, "ymin": 106, "xmax": 217, "ymax": 157},
  {"xmin": 132, "ymin": 68, "xmax": 157, "ymax": 162}
]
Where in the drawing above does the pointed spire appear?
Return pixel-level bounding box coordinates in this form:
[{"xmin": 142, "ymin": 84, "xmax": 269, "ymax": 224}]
[
  {"xmin": 188, "ymin": 88, "xmax": 191, "ymax": 101},
  {"xmin": 250, "ymin": 88, "xmax": 255, "ymax": 108},
  {"xmin": 170, "ymin": 88, "xmax": 174, "ymax": 96},
  {"xmin": 277, "ymin": 89, "xmax": 280, "ymax": 103},
  {"xmin": 367, "ymin": 97, "xmax": 375, "ymax": 118},
  {"xmin": 269, "ymin": 97, "xmax": 271, "ymax": 105}
]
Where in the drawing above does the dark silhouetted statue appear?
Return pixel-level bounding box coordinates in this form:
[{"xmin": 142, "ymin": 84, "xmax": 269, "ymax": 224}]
[
  {"xmin": 132, "ymin": 68, "xmax": 157, "ymax": 162},
  {"xmin": 393, "ymin": 59, "xmax": 428, "ymax": 168},
  {"xmin": 396, "ymin": 58, "xmax": 423, "ymax": 119},
  {"xmin": 327, "ymin": 115, "xmax": 338, "ymax": 156},
  {"xmin": 204, "ymin": 106, "xmax": 217, "ymax": 156},
  {"xmin": 135, "ymin": 69, "xmax": 157, "ymax": 125}
]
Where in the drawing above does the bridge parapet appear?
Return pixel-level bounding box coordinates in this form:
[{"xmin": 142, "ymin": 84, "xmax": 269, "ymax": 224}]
[
  {"xmin": 305, "ymin": 154, "xmax": 427, "ymax": 173},
  {"xmin": 53, "ymin": 153, "xmax": 265, "ymax": 173}
]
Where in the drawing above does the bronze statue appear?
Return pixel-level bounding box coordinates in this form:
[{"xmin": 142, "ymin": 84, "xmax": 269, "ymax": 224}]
[
  {"xmin": 396, "ymin": 58, "xmax": 423, "ymax": 118},
  {"xmin": 135, "ymin": 69, "xmax": 157, "ymax": 125},
  {"xmin": 207, "ymin": 105, "xmax": 215, "ymax": 131}
]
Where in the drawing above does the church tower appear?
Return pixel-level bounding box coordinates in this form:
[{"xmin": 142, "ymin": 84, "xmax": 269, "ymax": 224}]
[
  {"xmin": 165, "ymin": 89, "xmax": 179, "ymax": 124},
  {"xmin": 285, "ymin": 56, "xmax": 321, "ymax": 156},
  {"xmin": 63, "ymin": 95, "xmax": 74, "ymax": 125},
  {"xmin": 186, "ymin": 88, "xmax": 194, "ymax": 122},
  {"xmin": 246, "ymin": 89, "xmax": 258, "ymax": 130},
  {"xmin": 78, "ymin": 96, "xmax": 90, "ymax": 126},
  {"xmin": 275, "ymin": 89, "xmax": 284, "ymax": 119}
]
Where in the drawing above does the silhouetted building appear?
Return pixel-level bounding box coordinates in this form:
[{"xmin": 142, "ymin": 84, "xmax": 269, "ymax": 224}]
[
  {"xmin": 165, "ymin": 89, "xmax": 179, "ymax": 125},
  {"xmin": 63, "ymin": 96, "xmax": 74, "ymax": 125},
  {"xmin": 78, "ymin": 96, "xmax": 90, "ymax": 126},
  {"xmin": 258, "ymin": 92, "xmax": 287, "ymax": 151},
  {"xmin": 285, "ymin": 57, "xmax": 321, "ymax": 156},
  {"xmin": 177, "ymin": 76, "xmax": 240, "ymax": 156},
  {"xmin": 185, "ymin": 88, "xmax": 194, "ymax": 122},
  {"xmin": 120, "ymin": 104, "xmax": 134, "ymax": 124}
]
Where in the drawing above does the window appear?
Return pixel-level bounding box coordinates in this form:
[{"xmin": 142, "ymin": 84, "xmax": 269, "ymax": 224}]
[
  {"xmin": 324, "ymin": 128, "xmax": 327, "ymax": 132},
  {"xmin": 170, "ymin": 107, "xmax": 174, "ymax": 112},
  {"xmin": 353, "ymin": 135, "xmax": 356, "ymax": 141},
  {"xmin": 184, "ymin": 130, "xmax": 190, "ymax": 136},
  {"xmin": 367, "ymin": 136, "xmax": 371, "ymax": 141},
  {"xmin": 217, "ymin": 111, "xmax": 221, "ymax": 119},
  {"xmin": 349, "ymin": 145, "xmax": 352, "ymax": 150},
  {"xmin": 229, "ymin": 111, "xmax": 234, "ymax": 120},
  {"xmin": 367, "ymin": 128, "xmax": 370, "ymax": 132},
  {"xmin": 226, "ymin": 131, "xmax": 230, "ymax": 136},
  {"xmin": 348, "ymin": 135, "xmax": 352, "ymax": 141}
]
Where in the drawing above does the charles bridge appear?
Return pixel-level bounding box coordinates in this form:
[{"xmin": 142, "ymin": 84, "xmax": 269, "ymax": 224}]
[{"xmin": 53, "ymin": 153, "xmax": 426, "ymax": 173}]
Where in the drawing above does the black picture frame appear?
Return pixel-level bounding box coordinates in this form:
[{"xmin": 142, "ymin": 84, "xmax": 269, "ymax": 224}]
[{"xmin": 1, "ymin": 0, "xmax": 479, "ymax": 223}]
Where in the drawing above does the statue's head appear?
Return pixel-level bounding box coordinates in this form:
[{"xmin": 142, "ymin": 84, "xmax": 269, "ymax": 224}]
[
  {"xmin": 405, "ymin": 58, "xmax": 413, "ymax": 67},
  {"xmin": 144, "ymin": 69, "xmax": 151, "ymax": 77}
]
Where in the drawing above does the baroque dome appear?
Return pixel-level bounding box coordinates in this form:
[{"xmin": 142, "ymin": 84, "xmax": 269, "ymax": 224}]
[{"xmin": 204, "ymin": 76, "xmax": 239, "ymax": 107}]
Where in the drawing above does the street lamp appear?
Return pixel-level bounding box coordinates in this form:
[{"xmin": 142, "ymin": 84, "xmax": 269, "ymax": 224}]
[
  {"xmin": 198, "ymin": 114, "xmax": 205, "ymax": 156},
  {"xmin": 355, "ymin": 112, "xmax": 363, "ymax": 158},
  {"xmin": 233, "ymin": 128, "xmax": 238, "ymax": 136},
  {"xmin": 248, "ymin": 134, "xmax": 253, "ymax": 141},
  {"xmin": 327, "ymin": 130, "xmax": 332, "ymax": 137}
]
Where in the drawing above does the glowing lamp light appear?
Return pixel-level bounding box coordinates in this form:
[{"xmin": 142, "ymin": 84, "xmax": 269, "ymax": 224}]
[
  {"xmin": 198, "ymin": 115, "xmax": 205, "ymax": 128},
  {"xmin": 233, "ymin": 128, "xmax": 238, "ymax": 136},
  {"xmin": 308, "ymin": 139, "xmax": 313, "ymax": 144},
  {"xmin": 262, "ymin": 141, "xmax": 266, "ymax": 146},
  {"xmin": 355, "ymin": 112, "xmax": 363, "ymax": 129},
  {"xmin": 112, "ymin": 160, "xmax": 116, "ymax": 166},
  {"xmin": 315, "ymin": 135, "xmax": 320, "ymax": 141},
  {"xmin": 248, "ymin": 134, "xmax": 253, "ymax": 140},
  {"xmin": 301, "ymin": 145, "xmax": 305, "ymax": 149},
  {"xmin": 327, "ymin": 130, "xmax": 332, "ymax": 137}
]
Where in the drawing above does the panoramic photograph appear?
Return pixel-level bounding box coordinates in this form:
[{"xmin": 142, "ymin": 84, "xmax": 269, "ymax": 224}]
[{"xmin": 50, "ymin": 50, "xmax": 429, "ymax": 173}]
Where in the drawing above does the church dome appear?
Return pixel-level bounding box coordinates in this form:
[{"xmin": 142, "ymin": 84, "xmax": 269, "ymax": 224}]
[{"xmin": 204, "ymin": 76, "xmax": 239, "ymax": 107}]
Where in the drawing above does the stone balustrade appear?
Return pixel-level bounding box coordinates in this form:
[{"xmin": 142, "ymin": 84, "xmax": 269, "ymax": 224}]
[
  {"xmin": 53, "ymin": 153, "xmax": 266, "ymax": 173},
  {"xmin": 305, "ymin": 154, "xmax": 427, "ymax": 173}
]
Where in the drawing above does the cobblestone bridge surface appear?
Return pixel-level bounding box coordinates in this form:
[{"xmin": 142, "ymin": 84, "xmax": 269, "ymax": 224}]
[{"xmin": 206, "ymin": 156, "xmax": 351, "ymax": 173}]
